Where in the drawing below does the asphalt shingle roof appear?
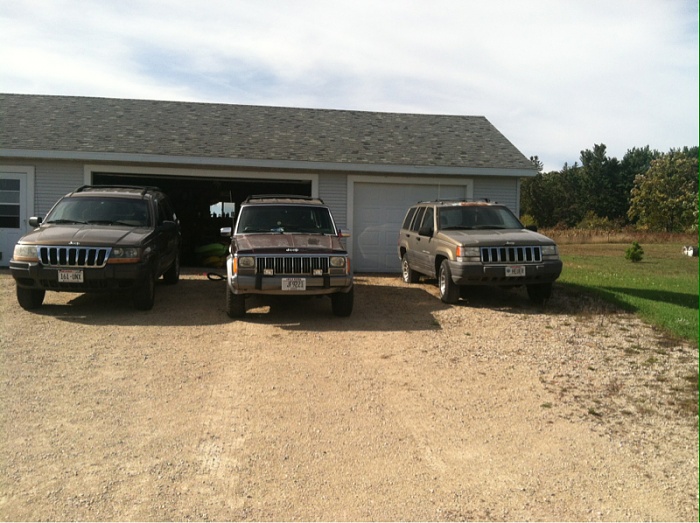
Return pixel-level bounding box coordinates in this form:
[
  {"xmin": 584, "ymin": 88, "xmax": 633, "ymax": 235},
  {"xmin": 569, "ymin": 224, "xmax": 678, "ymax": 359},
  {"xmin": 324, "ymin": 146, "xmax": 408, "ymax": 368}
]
[{"xmin": 1, "ymin": 93, "xmax": 533, "ymax": 170}]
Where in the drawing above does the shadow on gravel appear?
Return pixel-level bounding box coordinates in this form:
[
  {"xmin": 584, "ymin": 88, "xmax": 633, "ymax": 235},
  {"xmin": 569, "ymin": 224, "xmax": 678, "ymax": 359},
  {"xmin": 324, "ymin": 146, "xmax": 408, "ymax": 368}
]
[
  {"xmin": 34, "ymin": 278, "xmax": 230, "ymax": 327},
  {"xmin": 23, "ymin": 273, "xmax": 623, "ymax": 329},
  {"xmin": 242, "ymin": 281, "xmax": 448, "ymax": 332}
]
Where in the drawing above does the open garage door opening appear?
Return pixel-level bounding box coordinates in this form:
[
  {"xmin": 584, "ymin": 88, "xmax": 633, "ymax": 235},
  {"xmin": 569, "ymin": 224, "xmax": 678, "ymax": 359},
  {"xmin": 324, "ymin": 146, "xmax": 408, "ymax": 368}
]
[{"xmin": 93, "ymin": 173, "xmax": 311, "ymax": 266}]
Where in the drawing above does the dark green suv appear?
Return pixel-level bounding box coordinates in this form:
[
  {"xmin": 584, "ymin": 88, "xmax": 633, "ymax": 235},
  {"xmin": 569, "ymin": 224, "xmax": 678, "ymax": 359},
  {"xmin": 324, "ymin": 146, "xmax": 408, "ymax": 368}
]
[
  {"xmin": 397, "ymin": 200, "xmax": 562, "ymax": 305},
  {"xmin": 10, "ymin": 185, "xmax": 181, "ymax": 310}
]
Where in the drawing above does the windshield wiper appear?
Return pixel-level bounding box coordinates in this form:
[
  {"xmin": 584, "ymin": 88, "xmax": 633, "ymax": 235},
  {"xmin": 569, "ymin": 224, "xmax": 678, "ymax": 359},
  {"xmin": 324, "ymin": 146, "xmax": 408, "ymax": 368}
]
[
  {"xmin": 86, "ymin": 220, "xmax": 133, "ymax": 226},
  {"xmin": 46, "ymin": 219, "xmax": 87, "ymax": 224}
]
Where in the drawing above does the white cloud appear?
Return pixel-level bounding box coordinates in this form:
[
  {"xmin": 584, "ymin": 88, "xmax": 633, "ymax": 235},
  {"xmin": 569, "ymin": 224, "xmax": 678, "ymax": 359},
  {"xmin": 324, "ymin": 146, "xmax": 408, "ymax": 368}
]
[{"xmin": 1, "ymin": 0, "xmax": 697, "ymax": 171}]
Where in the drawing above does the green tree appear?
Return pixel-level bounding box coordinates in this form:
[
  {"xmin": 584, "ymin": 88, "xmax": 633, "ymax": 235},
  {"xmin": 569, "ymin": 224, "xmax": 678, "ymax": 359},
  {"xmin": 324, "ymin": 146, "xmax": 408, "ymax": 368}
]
[
  {"xmin": 579, "ymin": 144, "xmax": 626, "ymax": 221},
  {"xmin": 628, "ymin": 152, "xmax": 699, "ymax": 232},
  {"xmin": 620, "ymin": 146, "xmax": 661, "ymax": 224},
  {"xmin": 521, "ymin": 163, "xmax": 585, "ymax": 227}
]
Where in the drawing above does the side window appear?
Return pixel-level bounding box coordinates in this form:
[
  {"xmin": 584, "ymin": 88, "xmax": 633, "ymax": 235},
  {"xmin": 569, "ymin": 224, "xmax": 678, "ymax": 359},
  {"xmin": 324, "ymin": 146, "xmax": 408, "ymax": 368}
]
[
  {"xmin": 402, "ymin": 207, "xmax": 417, "ymax": 230},
  {"xmin": 420, "ymin": 207, "xmax": 434, "ymax": 235},
  {"xmin": 160, "ymin": 197, "xmax": 177, "ymax": 222},
  {"xmin": 409, "ymin": 207, "xmax": 426, "ymax": 233}
]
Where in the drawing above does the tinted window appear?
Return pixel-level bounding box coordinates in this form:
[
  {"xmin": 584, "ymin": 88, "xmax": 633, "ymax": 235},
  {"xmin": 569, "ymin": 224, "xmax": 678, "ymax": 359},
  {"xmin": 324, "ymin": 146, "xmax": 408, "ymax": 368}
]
[
  {"xmin": 236, "ymin": 205, "xmax": 336, "ymax": 234},
  {"xmin": 402, "ymin": 207, "xmax": 417, "ymax": 230},
  {"xmin": 409, "ymin": 207, "xmax": 426, "ymax": 232},
  {"xmin": 46, "ymin": 197, "xmax": 150, "ymax": 227},
  {"xmin": 419, "ymin": 207, "xmax": 434, "ymax": 235}
]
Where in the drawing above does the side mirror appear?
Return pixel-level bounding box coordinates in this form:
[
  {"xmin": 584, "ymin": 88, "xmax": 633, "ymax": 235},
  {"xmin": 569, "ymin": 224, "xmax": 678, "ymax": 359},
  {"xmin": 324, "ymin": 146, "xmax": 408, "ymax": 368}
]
[
  {"xmin": 525, "ymin": 225, "xmax": 538, "ymax": 232},
  {"xmin": 28, "ymin": 217, "xmax": 43, "ymax": 227},
  {"xmin": 338, "ymin": 229, "xmax": 351, "ymax": 238},
  {"xmin": 220, "ymin": 227, "xmax": 232, "ymax": 238},
  {"xmin": 159, "ymin": 220, "xmax": 178, "ymax": 232}
]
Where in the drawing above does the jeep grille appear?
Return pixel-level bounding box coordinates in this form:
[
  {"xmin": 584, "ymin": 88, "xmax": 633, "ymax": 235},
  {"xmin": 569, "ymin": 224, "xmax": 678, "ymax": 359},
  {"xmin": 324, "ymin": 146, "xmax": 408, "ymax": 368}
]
[
  {"xmin": 256, "ymin": 256, "xmax": 330, "ymax": 275},
  {"xmin": 481, "ymin": 246, "xmax": 542, "ymax": 263},
  {"xmin": 38, "ymin": 246, "xmax": 111, "ymax": 268}
]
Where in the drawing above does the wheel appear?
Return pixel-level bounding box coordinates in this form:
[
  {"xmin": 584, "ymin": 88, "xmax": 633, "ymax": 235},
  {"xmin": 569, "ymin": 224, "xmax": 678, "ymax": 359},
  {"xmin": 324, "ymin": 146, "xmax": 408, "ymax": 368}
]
[
  {"xmin": 438, "ymin": 259, "xmax": 460, "ymax": 304},
  {"xmin": 16, "ymin": 286, "xmax": 45, "ymax": 310},
  {"xmin": 163, "ymin": 252, "xmax": 180, "ymax": 284},
  {"xmin": 226, "ymin": 284, "xmax": 246, "ymax": 318},
  {"xmin": 133, "ymin": 273, "xmax": 156, "ymax": 310},
  {"xmin": 401, "ymin": 254, "xmax": 419, "ymax": 283},
  {"xmin": 331, "ymin": 287, "xmax": 354, "ymax": 317},
  {"xmin": 527, "ymin": 283, "xmax": 552, "ymax": 306}
]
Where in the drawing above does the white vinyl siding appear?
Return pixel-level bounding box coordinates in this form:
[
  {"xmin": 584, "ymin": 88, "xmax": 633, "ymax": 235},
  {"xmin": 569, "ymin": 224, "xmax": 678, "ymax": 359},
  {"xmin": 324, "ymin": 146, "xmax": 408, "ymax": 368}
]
[
  {"xmin": 349, "ymin": 177, "xmax": 473, "ymax": 273},
  {"xmin": 473, "ymin": 176, "xmax": 520, "ymax": 215}
]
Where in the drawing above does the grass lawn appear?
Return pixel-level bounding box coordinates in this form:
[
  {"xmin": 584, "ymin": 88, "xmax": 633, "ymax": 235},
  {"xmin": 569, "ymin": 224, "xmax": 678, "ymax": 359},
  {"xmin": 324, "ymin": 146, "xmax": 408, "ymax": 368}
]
[{"xmin": 558, "ymin": 243, "xmax": 699, "ymax": 344}]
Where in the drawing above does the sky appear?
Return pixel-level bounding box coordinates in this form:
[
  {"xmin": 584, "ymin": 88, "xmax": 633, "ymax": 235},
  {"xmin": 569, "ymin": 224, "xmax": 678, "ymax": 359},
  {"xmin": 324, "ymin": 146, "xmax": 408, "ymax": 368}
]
[{"xmin": 1, "ymin": 0, "xmax": 698, "ymax": 172}]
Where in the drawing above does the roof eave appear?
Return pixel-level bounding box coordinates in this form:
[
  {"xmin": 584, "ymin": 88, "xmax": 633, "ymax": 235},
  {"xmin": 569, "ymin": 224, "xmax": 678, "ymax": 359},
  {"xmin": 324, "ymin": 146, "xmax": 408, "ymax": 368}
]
[{"xmin": 0, "ymin": 148, "xmax": 537, "ymax": 177}]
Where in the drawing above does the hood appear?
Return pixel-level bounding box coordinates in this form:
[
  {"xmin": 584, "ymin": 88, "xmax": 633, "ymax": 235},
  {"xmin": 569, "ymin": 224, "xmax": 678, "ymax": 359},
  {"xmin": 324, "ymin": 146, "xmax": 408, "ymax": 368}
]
[
  {"xmin": 235, "ymin": 233, "xmax": 345, "ymax": 253},
  {"xmin": 438, "ymin": 228, "xmax": 556, "ymax": 246},
  {"xmin": 18, "ymin": 224, "xmax": 151, "ymax": 246}
]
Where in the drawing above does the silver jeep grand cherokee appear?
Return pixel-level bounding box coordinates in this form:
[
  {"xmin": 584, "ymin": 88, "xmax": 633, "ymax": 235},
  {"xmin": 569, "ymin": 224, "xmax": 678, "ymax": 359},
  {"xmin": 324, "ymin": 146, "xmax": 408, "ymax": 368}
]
[{"xmin": 397, "ymin": 199, "xmax": 562, "ymax": 305}]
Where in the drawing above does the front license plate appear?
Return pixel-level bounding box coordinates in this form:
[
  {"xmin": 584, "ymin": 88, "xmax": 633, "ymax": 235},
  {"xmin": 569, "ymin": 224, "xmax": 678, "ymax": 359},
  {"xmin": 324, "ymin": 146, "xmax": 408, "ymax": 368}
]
[
  {"xmin": 58, "ymin": 269, "xmax": 84, "ymax": 283},
  {"xmin": 282, "ymin": 278, "xmax": 306, "ymax": 291},
  {"xmin": 505, "ymin": 265, "xmax": 526, "ymax": 277}
]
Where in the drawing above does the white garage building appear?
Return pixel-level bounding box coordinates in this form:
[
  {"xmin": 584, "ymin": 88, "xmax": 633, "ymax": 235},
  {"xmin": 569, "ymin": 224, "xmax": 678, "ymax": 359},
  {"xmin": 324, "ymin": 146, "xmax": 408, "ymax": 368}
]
[{"xmin": 0, "ymin": 93, "xmax": 536, "ymax": 272}]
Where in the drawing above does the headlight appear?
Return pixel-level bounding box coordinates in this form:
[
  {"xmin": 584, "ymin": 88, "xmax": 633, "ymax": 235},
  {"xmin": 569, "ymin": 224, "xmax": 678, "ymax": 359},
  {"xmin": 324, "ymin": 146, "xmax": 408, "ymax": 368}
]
[
  {"xmin": 457, "ymin": 246, "xmax": 480, "ymax": 257},
  {"xmin": 238, "ymin": 256, "xmax": 255, "ymax": 268},
  {"xmin": 542, "ymin": 245, "xmax": 559, "ymax": 257},
  {"xmin": 108, "ymin": 247, "xmax": 142, "ymax": 263},
  {"xmin": 13, "ymin": 244, "xmax": 38, "ymax": 261},
  {"xmin": 329, "ymin": 256, "xmax": 346, "ymax": 268}
]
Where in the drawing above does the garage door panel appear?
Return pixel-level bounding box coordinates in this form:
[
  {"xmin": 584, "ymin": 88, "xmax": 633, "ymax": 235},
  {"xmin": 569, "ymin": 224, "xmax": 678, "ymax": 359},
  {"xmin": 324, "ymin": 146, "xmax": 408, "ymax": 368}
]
[{"xmin": 353, "ymin": 182, "xmax": 467, "ymax": 273}]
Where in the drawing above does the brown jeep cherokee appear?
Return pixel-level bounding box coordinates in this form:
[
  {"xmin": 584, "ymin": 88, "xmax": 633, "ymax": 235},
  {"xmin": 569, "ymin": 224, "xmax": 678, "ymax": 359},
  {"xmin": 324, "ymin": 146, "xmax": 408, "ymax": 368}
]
[
  {"xmin": 10, "ymin": 185, "xmax": 181, "ymax": 310},
  {"xmin": 220, "ymin": 195, "xmax": 353, "ymax": 318},
  {"xmin": 397, "ymin": 199, "xmax": 562, "ymax": 305}
]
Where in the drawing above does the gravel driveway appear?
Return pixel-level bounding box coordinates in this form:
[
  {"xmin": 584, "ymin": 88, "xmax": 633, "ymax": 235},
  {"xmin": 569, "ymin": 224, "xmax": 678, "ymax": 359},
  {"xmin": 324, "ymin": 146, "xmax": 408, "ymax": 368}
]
[{"xmin": 1, "ymin": 269, "xmax": 697, "ymax": 521}]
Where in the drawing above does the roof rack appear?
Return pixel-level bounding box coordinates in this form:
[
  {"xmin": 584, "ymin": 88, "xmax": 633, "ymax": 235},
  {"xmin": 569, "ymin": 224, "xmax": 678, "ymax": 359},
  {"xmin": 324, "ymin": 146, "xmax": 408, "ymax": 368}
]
[
  {"xmin": 417, "ymin": 197, "xmax": 493, "ymax": 204},
  {"xmin": 73, "ymin": 185, "xmax": 162, "ymax": 196},
  {"xmin": 243, "ymin": 194, "xmax": 324, "ymax": 204}
]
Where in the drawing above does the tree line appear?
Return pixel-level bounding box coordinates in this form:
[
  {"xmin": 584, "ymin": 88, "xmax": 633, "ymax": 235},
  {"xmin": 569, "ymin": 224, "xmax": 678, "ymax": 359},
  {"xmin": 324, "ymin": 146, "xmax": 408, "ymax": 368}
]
[{"xmin": 520, "ymin": 144, "xmax": 699, "ymax": 232}]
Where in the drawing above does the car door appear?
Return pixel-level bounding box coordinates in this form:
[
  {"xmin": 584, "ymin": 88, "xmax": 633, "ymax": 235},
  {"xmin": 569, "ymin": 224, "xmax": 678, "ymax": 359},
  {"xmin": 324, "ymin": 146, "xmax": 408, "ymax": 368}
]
[
  {"xmin": 403, "ymin": 206, "xmax": 425, "ymax": 270},
  {"xmin": 414, "ymin": 206, "xmax": 436, "ymax": 276},
  {"xmin": 154, "ymin": 196, "xmax": 179, "ymax": 274}
]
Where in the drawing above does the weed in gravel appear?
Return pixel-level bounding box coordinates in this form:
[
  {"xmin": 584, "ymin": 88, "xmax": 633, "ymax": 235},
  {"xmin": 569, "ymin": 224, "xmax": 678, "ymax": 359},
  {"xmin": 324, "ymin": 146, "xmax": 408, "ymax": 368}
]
[{"xmin": 605, "ymin": 379, "xmax": 623, "ymax": 396}]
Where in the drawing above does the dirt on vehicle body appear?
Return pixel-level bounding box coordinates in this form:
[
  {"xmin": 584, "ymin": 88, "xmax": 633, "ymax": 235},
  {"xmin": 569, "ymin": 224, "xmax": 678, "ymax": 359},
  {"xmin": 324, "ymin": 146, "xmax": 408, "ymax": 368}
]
[{"xmin": 0, "ymin": 271, "xmax": 697, "ymax": 521}]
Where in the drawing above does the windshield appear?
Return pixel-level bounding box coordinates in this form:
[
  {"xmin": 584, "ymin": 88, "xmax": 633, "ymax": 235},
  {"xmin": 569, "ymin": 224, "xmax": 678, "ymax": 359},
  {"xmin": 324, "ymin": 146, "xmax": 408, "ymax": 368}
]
[
  {"xmin": 236, "ymin": 205, "xmax": 336, "ymax": 234},
  {"xmin": 438, "ymin": 206, "xmax": 524, "ymax": 230},
  {"xmin": 45, "ymin": 197, "xmax": 151, "ymax": 227}
]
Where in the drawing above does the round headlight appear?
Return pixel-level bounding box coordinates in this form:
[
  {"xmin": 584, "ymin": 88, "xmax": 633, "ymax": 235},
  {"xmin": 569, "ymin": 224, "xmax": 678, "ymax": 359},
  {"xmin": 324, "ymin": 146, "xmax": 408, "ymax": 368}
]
[
  {"xmin": 329, "ymin": 256, "xmax": 346, "ymax": 267},
  {"xmin": 238, "ymin": 256, "xmax": 255, "ymax": 268}
]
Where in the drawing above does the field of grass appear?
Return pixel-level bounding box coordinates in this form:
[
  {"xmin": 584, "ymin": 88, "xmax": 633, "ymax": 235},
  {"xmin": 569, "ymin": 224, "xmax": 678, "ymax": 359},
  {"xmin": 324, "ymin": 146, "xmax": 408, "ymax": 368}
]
[{"xmin": 557, "ymin": 243, "xmax": 699, "ymax": 344}]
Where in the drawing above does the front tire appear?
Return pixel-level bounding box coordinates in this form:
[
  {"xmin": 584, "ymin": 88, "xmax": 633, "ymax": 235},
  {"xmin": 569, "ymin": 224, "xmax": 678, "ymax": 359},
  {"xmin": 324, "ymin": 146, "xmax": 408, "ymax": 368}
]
[
  {"xmin": 226, "ymin": 284, "xmax": 246, "ymax": 318},
  {"xmin": 133, "ymin": 273, "xmax": 156, "ymax": 310},
  {"xmin": 163, "ymin": 252, "xmax": 180, "ymax": 284},
  {"xmin": 438, "ymin": 259, "xmax": 460, "ymax": 304},
  {"xmin": 401, "ymin": 254, "xmax": 420, "ymax": 283},
  {"xmin": 17, "ymin": 286, "xmax": 45, "ymax": 310},
  {"xmin": 331, "ymin": 287, "xmax": 354, "ymax": 317}
]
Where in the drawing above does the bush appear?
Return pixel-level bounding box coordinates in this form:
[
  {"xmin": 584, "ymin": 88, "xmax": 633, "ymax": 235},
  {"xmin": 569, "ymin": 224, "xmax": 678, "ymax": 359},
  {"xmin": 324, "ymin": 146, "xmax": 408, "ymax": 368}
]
[{"xmin": 625, "ymin": 241, "xmax": 645, "ymax": 262}]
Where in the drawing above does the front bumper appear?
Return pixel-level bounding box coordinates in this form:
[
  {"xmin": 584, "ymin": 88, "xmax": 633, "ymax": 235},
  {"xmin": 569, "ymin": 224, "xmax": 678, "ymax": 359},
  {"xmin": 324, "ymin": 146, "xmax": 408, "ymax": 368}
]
[
  {"xmin": 230, "ymin": 272, "xmax": 353, "ymax": 296},
  {"xmin": 449, "ymin": 259, "xmax": 563, "ymax": 286},
  {"xmin": 10, "ymin": 260, "xmax": 150, "ymax": 292}
]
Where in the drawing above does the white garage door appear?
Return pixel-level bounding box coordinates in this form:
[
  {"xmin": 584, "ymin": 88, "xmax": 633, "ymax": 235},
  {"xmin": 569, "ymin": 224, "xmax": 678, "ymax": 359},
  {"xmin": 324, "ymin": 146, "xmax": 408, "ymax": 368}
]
[{"xmin": 352, "ymin": 182, "xmax": 468, "ymax": 273}]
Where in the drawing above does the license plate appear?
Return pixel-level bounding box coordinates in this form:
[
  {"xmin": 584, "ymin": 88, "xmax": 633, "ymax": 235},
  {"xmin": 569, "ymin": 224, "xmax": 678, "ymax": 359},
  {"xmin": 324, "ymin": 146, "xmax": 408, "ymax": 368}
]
[
  {"xmin": 505, "ymin": 265, "xmax": 526, "ymax": 277},
  {"xmin": 282, "ymin": 278, "xmax": 306, "ymax": 291},
  {"xmin": 58, "ymin": 269, "xmax": 84, "ymax": 283}
]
